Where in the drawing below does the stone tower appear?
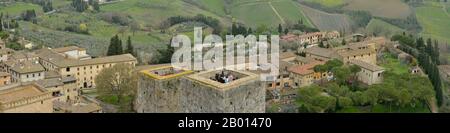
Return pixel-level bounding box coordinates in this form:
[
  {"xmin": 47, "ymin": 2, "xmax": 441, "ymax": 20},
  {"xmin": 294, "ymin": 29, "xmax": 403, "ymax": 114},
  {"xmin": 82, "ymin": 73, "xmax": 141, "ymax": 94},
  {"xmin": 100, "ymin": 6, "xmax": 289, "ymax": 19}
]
[
  {"xmin": 135, "ymin": 65, "xmax": 193, "ymax": 113},
  {"xmin": 180, "ymin": 69, "xmax": 265, "ymax": 113}
]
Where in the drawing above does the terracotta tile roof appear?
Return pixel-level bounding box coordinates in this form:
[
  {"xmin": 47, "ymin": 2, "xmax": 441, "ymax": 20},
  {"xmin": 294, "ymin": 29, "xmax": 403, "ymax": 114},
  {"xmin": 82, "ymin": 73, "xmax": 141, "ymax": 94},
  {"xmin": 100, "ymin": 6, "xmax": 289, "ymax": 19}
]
[
  {"xmin": 0, "ymin": 48, "xmax": 14, "ymax": 55},
  {"xmin": 295, "ymin": 56, "xmax": 314, "ymax": 64},
  {"xmin": 10, "ymin": 60, "xmax": 45, "ymax": 74},
  {"xmin": 349, "ymin": 60, "xmax": 384, "ymax": 71},
  {"xmin": 305, "ymin": 46, "xmax": 338, "ymax": 58},
  {"xmin": 0, "ymin": 84, "xmax": 47, "ymax": 103},
  {"xmin": 0, "ymin": 72, "xmax": 10, "ymax": 77},
  {"xmin": 52, "ymin": 46, "xmax": 86, "ymax": 53},
  {"xmin": 280, "ymin": 52, "xmax": 297, "ymax": 60},
  {"xmin": 288, "ymin": 61, "xmax": 325, "ymax": 75},
  {"xmin": 35, "ymin": 78, "xmax": 64, "ymax": 88},
  {"xmin": 337, "ymin": 48, "xmax": 375, "ymax": 57},
  {"xmin": 36, "ymin": 48, "xmax": 136, "ymax": 68}
]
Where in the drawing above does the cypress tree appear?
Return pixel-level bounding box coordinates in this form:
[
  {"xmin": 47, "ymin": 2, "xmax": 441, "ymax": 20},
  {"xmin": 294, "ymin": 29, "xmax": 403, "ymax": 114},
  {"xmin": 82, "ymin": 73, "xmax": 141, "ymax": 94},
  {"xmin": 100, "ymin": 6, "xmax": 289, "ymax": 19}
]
[
  {"xmin": 0, "ymin": 17, "xmax": 3, "ymax": 32},
  {"xmin": 247, "ymin": 27, "xmax": 253, "ymax": 34},
  {"xmin": 278, "ymin": 24, "xmax": 283, "ymax": 34},
  {"xmin": 434, "ymin": 40, "xmax": 440, "ymax": 65},
  {"xmin": 107, "ymin": 35, "xmax": 123, "ymax": 56},
  {"xmin": 93, "ymin": 1, "xmax": 100, "ymax": 11},
  {"xmin": 125, "ymin": 36, "xmax": 134, "ymax": 56}
]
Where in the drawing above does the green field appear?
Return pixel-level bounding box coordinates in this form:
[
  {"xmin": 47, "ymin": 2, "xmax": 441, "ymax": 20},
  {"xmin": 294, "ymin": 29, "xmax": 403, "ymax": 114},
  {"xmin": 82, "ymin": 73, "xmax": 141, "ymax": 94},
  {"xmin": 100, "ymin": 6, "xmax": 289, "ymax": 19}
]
[
  {"xmin": 231, "ymin": 0, "xmax": 314, "ymax": 28},
  {"xmin": 337, "ymin": 103, "xmax": 430, "ymax": 113},
  {"xmin": 416, "ymin": 4, "xmax": 450, "ymax": 43},
  {"xmin": 195, "ymin": 0, "xmax": 227, "ymax": 16},
  {"xmin": 101, "ymin": 0, "xmax": 227, "ymax": 27},
  {"xmin": 231, "ymin": 2, "xmax": 279, "ymax": 27},
  {"xmin": 299, "ymin": 3, "xmax": 351, "ymax": 31},
  {"xmin": 366, "ymin": 19, "xmax": 405, "ymax": 37},
  {"xmin": 53, "ymin": 0, "xmax": 72, "ymax": 8},
  {"xmin": 343, "ymin": 0, "xmax": 411, "ymax": 19},
  {"xmin": 0, "ymin": 2, "xmax": 43, "ymax": 16},
  {"xmin": 380, "ymin": 53, "xmax": 409, "ymax": 75},
  {"xmin": 304, "ymin": 0, "xmax": 345, "ymax": 7},
  {"xmin": 271, "ymin": 1, "xmax": 313, "ymax": 27}
]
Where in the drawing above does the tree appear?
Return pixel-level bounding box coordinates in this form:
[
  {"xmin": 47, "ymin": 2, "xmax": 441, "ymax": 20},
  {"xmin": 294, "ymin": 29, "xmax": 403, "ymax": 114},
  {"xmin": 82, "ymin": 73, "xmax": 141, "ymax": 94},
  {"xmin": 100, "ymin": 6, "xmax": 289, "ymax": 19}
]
[
  {"xmin": 278, "ymin": 24, "xmax": 283, "ymax": 34},
  {"xmin": 0, "ymin": 15, "xmax": 3, "ymax": 32},
  {"xmin": 324, "ymin": 59, "xmax": 343, "ymax": 71},
  {"xmin": 349, "ymin": 65, "xmax": 362, "ymax": 80},
  {"xmin": 95, "ymin": 63, "xmax": 137, "ymax": 111},
  {"xmin": 284, "ymin": 28, "xmax": 289, "ymax": 35},
  {"xmin": 332, "ymin": 66, "xmax": 351, "ymax": 86},
  {"xmin": 231, "ymin": 23, "xmax": 237, "ymax": 35},
  {"xmin": 125, "ymin": 36, "xmax": 134, "ymax": 56},
  {"xmin": 433, "ymin": 40, "xmax": 440, "ymax": 65},
  {"xmin": 72, "ymin": 0, "xmax": 89, "ymax": 12},
  {"xmin": 318, "ymin": 41, "xmax": 325, "ymax": 48},
  {"xmin": 107, "ymin": 35, "xmax": 123, "ymax": 56},
  {"xmin": 157, "ymin": 42, "xmax": 175, "ymax": 63},
  {"xmin": 129, "ymin": 21, "xmax": 140, "ymax": 35},
  {"xmin": 93, "ymin": 1, "xmax": 100, "ymax": 11},
  {"xmin": 22, "ymin": 10, "xmax": 37, "ymax": 23},
  {"xmin": 247, "ymin": 27, "xmax": 253, "ymax": 34},
  {"xmin": 42, "ymin": 0, "xmax": 53, "ymax": 12},
  {"xmin": 341, "ymin": 39, "xmax": 346, "ymax": 45},
  {"xmin": 297, "ymin": 85, "xmax": 336, "ymax": 113},
  {"xmin": 365, "ymin": 87, "xmax": 379, "ymax": 111},
  {"xmin": 79, "ymin": 23, "xmax": 88, "ymax": 33},
  {"xmin": 313, "ymin": 64, "xmax": 328, "ymax": 85}
]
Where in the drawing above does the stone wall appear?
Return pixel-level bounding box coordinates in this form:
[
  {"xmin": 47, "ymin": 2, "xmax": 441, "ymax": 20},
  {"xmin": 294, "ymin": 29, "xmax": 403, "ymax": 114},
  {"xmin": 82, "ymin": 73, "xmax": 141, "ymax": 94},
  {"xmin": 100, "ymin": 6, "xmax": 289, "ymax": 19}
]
[
  {"xmin": 135, "ymin": 70, "xmax": 266, "ymax": 113},
  {"xmin": 135, "ymin": 74, "xmax": 182, "ymax": 113},
  {"xmin": 179, "ymin": 77, "xmax": 265, "ymax": 113},
  {"xmin": 1, "ymin": 98, "xmax": 53, "ymax": 113}
]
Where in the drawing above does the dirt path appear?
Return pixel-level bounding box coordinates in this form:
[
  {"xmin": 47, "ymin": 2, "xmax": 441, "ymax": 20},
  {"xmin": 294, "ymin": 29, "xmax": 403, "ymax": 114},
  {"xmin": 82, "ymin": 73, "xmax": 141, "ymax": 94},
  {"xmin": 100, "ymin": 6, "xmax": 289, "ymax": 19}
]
[
  {"xmin": 442, "ymin": 3, "xmax": 450, "ymax": 18},
  {"xmin": 268, "ymin": 1, "xmax": 286, "ymax": 24},
  {"xmin": 428, "ymin": 98, "xmax": 439, "ymax": 113}
]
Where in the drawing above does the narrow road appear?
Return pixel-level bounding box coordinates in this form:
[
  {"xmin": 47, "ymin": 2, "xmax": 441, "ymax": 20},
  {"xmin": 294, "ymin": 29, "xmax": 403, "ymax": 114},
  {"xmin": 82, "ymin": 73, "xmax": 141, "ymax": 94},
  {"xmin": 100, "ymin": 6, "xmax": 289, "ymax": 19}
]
[
  {"xmin": 442, "ymin": 3, "xmax": 450, "ymax": 18},
  {"xmin": 428, "ymin": 98, "xmax": 439, "ymax": 113},
  {"xmin": 268, "ymin": 2, "xmax": 285, "ymax": 24}
]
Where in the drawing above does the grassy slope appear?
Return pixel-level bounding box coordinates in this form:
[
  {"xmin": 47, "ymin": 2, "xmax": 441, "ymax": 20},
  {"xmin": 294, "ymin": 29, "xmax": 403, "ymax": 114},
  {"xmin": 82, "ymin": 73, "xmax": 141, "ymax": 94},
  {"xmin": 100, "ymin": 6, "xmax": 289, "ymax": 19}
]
[
  {"xmin": 416, "ymin": 3, "xmax": 450, "ymax": 43},
  {"xmin": 271, "ymin": 0, "xmax": 314, "ymax": 27},
  {"xmin": 379, "ymin": 53, "xmax": 409, "ymax": 75},
  {"xmin": 304, "ymin": 0, "xmax": 345, "ymax": 7},
  {"xmin": 230, "ymin": 0, "xmax": 314, "ymax": 28},
  {"xmin": 231, "ymin": 1, "xmax": 280, "ymax": 27},
  {"xmin": 0, "ymin": 2, "xmax": 43, "ymax": 16},
  {"xmin": 101, "ymin": 0, "xmax": 227, "ymax": 27},
  {"xmin": 366, "ymin": 18, "xmax": 405, "ymax": 37},
  {"xmin": 53, "ymin": 0, "xmax": 72, "ymax": 8},
  {"xmin": 196, "ymin": 0, "xmax": 227, "ymax": 16},
  {"xmin": 343, "ymin": 0, "xmax": 411, "ymax": 19},
  {"xmin": 298, "ymin": 3, "xmax": 351, "ymax": 31}
]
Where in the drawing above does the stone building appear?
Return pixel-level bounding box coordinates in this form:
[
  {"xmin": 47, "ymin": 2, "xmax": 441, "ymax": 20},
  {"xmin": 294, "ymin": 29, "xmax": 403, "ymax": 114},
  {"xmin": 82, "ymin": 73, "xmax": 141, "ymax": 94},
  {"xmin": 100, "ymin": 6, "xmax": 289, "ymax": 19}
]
[
  {"xmin": 35, "ymin": 47, "xmax": 137, "ymax": 89},
  {"xmin": 348, "ymin": 60, "xmax": 384, "ymax": 85},
  {"xmin": 135, "ymin": 65, "xmax": 193, "ymax": 113},
  {"xmin": 0, "ymin": 48, "xmax": 14, "ymax": 62},
  {"xmin": 304, "ymin": 47, "xmax": 339, "ymax": 62},
  {"xmin": 7, "ymin": 60, "xmax": 45, "ymax": 83},
  {"xmin": 180, "ymin": 70, "xmax": 265, "ymax": 113},
  {"xmin": 0, "ymin": 83, "xmax": 53, "ymax": 113},
  {"xmin": 136, "ymin": 68, "xmax": 265, "ymax": 113},
  {"xmin": 35, "ymin": 76, "xmax": 79, "ymax": 103},
  {"xmin": 337, "ymin": 48, "xmax": 377, "ymax": 65},
  {"xmin": 287, "ymin": 61, "xmax": 328, "ymax": 88},
  {"xmin": 0, "ymin": 72, "xmax": 11, "ymax": 86},
  {"xmin": 281, "ymin": 31, "xmax": 340, "ymax": 44}
]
